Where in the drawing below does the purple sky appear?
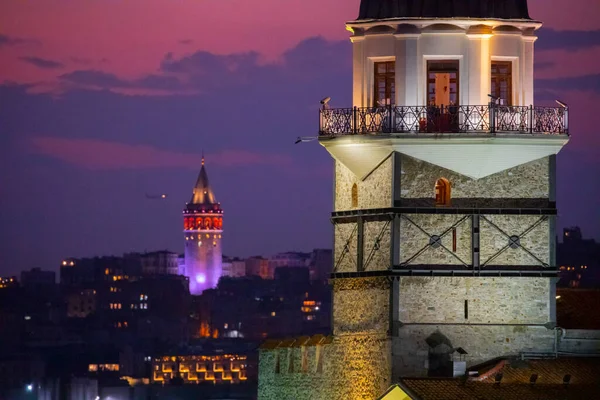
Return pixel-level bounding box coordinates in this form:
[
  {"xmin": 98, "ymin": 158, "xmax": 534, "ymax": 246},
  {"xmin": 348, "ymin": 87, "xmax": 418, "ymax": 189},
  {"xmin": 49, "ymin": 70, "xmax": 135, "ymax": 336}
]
[{"xmin": 0, "ymin": 0, "xmax": 599, "ymax": 276}]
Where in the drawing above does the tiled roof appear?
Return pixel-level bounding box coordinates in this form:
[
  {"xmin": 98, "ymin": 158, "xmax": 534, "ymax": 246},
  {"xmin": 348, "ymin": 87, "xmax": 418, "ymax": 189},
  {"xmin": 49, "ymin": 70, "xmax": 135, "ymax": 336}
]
[
  {"xmin": 556, "ymin": 289, "xmax": 600, "ymax": 330},
  {"xmin": 400, "ymin": 357, "xmax": 600, "ymax": 400}
]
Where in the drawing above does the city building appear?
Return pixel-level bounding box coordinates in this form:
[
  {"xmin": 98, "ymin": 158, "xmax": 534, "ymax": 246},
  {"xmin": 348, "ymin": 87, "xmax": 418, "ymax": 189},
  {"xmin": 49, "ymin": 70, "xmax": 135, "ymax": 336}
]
[
  {"xmin": 268, "ymin": 252, "xmax": 310, "ymax": 270},
  {"xmin": 0, "ymin": 276, "xmax": 18, "ymax": 289},
  {"xmin": 139, "ymin": 251, "xmax": 179, "ymax": 275},
  {"xmin": 258, "ymin": 0, "xmax": 572, "ymax": 398},
  {"xmin": 245, "ymin": 257, "xmax": 271, "ymax": 279},
  {"xmin": 557, "ymin": 227, "xmax": 600, "ymax": 288},
  {"xmin": 183, "ymin": 157, "xmax": 224, "ymax": 295},
  {"xmin": 222, "ymin": 257, "xmax": 246, "ymax": 278},
  {"xmin": 20, "ymin": 268, "xmax": 56, "ymax": 291},
  {"xmin": 308, "ymin": 249, "xmax": 333, "ymax": 282}
]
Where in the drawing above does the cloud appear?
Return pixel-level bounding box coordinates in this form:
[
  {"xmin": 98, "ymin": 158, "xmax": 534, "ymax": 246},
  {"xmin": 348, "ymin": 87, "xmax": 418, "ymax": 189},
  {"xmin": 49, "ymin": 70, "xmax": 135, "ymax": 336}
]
[
  {"xmin": 58, "ymin": 70, "xmax": 185, "ymax": 92},
  {"xmin": 19, "ymin": 56, "xmax": 64, "ymax": 69},
  {"xmin": 537, "ymin": 74, "xmax": 600, "ymax": 93},
  {"xmin": 0, "ymin": 33, "xmax": 39, "ymax": 47},
  {"xmin": 28, "ymin": 137, "xmax": 292, "ymax": 170},
  {"xmin": 178, "ymin": 39, "xmax": 193, "ymax": 45},
  {"xmin": 51, "ymin": 36, "xmax": 350, "ymax": 96},
  {"xmin": 537, "ymin": 28, "xmax": 600, "ymax": 52}
]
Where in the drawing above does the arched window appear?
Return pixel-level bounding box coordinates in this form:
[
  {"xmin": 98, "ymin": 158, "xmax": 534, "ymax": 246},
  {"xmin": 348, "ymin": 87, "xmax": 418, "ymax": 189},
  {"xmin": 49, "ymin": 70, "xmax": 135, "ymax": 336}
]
[
  {"xmin": 435, "ymin": 178, "xmax": 451, "ymax": 206},
  {"xmin": 196, "ymin": 218, "xmax": 203, "ymax": 229},
  {"xmin": 351, "ymin": 183, "xmax": 358, "ymax": 208},
  {"xmin": 205, "ymin": 219, "xmax": 212, "ymax": 229}
]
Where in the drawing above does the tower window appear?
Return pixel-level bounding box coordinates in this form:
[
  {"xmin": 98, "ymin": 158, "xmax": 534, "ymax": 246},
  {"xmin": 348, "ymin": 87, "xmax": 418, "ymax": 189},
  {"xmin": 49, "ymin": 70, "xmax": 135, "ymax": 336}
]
[
  {"xmin": 374, "ymin": 61, "xmax": 395, "ymax": 106},
  {"xmin": 491, "ymin": 61, "xmax": 512, "ymax": 105},
  {"xmin": 351, "ymin": 183, "xmax": 358, "ymax": 208},
  {"xmin": 435, "ymin": 178, "xmax": 451, "ymax": 206}
]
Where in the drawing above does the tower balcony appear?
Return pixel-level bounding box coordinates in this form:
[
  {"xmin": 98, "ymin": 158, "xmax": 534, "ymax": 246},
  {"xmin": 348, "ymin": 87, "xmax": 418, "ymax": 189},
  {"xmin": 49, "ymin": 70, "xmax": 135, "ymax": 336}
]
[{"xmin": 319, "ymin": 104, "xmax": 569, "ymax": 137}]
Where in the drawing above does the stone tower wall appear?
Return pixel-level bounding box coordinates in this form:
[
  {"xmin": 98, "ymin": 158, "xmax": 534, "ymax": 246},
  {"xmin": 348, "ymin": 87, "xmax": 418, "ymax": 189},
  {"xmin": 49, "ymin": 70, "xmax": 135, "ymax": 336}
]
[
  {"xmin": 334, "ymin": 155, "xmax": 393, "ymax": 211},
  {"xmin": 184, "ymin": 230, "xmax": 222, "ymax": 295},
  {"xmin": 258, "ymin": 336, "xmax": 392, "ymax": 400},
  {"xmin": 399, "ymin": 155, "xmax": 550, "ymax": 204}
]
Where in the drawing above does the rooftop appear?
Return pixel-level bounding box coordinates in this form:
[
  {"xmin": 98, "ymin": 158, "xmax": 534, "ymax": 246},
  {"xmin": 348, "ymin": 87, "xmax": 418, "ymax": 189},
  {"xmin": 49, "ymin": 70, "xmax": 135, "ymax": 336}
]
[
  {"xmin": 358, "ymin": 0, "xmax": 532, "ymax": 21},
  {"xmin": 390, "ymin": 357, "xmax": 600, "ymax": 400}
]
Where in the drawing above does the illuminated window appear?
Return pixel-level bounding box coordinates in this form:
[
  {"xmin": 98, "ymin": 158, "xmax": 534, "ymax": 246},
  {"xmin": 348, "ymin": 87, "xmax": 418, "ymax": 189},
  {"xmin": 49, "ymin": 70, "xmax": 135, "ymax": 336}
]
[
  {"xmin": 271, "ymin": 311, "xmax": 276, "ymax": 317},
  {"xmin": 435, "ymin": 178, "xmax": 451, "ymax": 206},
  {"xmin": 491, "ymin": 61, "xmax": 512, "ymax": 105},
  {"xmin": 427, "ymin": 60, "xmax": 459, "ymax": 106},
  {"xmin": 374, "ymin": 61, "xmax": 395, "ymax": 106},
  {"xmin": 351, "ymin": 183, "xmax": 358, "ymax": 208}
]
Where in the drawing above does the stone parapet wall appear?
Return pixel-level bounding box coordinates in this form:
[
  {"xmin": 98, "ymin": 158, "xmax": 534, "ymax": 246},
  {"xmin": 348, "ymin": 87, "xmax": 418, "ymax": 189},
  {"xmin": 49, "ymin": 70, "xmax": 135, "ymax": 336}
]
[
  {"xmin": 393, "ymin": 324, "xmax": 556, "ymax": 378},
  {"xmin": 335, "ymin": 156, "xmax": 392, "ymax": 212},
  {"xmin": 258, "ymin": 335, "xmax": 392, "ymax": 400},
  {"xmin": 333, "ymin": 277, "xmax": 390, "ymax": 335},
  {"xmin": 398, "ymin": 277, "xmax": 551, "ymax": 324}
]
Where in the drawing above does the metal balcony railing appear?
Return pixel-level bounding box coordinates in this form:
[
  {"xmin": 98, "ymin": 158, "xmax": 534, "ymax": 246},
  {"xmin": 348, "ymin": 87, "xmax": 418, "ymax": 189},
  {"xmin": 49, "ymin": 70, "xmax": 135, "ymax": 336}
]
[{"xmin": 319, "ymin": 104, "xmax": 569, "ymax": 136}]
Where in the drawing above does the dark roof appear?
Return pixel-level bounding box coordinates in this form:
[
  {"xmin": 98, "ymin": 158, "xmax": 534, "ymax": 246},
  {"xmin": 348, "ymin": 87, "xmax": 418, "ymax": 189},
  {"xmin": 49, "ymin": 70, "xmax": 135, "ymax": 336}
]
[
  {"xmin": 399, "ymin": 358, "xmax": 600, "ymax": 400},
  {"xmin": 358, "ymin": 0, "xmax": 531, "ymax": 21}
]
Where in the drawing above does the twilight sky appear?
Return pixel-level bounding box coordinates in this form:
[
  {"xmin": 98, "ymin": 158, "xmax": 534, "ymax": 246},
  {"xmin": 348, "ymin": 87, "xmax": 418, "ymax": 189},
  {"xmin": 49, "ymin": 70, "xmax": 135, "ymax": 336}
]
[{"xmin": 1, "ymin": 0, "xmax": 599, "ymax": 276}]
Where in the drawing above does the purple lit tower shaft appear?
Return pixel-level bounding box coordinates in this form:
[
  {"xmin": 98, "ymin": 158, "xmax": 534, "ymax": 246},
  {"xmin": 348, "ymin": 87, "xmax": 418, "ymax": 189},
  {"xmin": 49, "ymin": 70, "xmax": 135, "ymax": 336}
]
[{"xmin": 183, "ymin": 157, "xmax": 223, "ymax": 295}]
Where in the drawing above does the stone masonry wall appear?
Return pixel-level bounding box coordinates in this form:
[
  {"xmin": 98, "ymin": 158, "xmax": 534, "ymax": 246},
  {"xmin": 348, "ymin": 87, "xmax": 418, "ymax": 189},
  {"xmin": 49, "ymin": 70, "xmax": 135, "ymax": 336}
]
[
  {"xmin": 399, "ymin": 155, "xmax": 549, "ymax": 207},
  {"xmin": 333, "ymin": 223, "xmax": 357, "ymax": 273},
  {"xmin": 398, "ymin": 277, "xmax": 551, "ymax": 324},
  {"xmin": 399, "ymin": 214, "xmax": 472, "ymax": 266},
  {"xmin": 364, "ymin": 220, "xmax": 392, "ymax": 271},
  {"xmin": 335, "ymin": 155, "xmax": 393, "ymax": 212},
  {"xmin": 258, "ymin": 336, "xmax": 392, "ymax": 400},
  {"xmin": 392, "ymin": 276, "xmax": 554, "ymax": 377},
  {"xmin": 333, "ymin": 277, "xmax": 390, "ymax": 335},
  {"xmin": 480, "ymin": 214, "xmax": 550, "ymax": 266},
  {"xmin": 393, "ymin": 325, "xmax": 555, "ymax": 377}
]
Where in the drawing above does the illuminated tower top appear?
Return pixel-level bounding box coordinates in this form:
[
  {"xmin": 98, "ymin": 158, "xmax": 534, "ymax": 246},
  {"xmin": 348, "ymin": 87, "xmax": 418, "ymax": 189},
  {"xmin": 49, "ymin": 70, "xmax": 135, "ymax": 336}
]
[{"xmin": 189, "ymin": 156, "xmax": 218, "ymax": 207}]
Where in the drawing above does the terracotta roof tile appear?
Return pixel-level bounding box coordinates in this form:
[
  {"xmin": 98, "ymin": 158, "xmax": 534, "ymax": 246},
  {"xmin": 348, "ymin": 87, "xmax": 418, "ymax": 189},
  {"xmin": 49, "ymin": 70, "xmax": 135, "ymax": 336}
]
[{"xmin": 401, "ymin": 357, "xmax": 600, "ymax": 400}]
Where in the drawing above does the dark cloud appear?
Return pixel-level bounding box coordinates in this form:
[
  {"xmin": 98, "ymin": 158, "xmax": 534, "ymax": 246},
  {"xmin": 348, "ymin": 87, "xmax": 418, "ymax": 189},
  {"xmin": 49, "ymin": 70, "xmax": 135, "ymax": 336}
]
[
  {"xmin": 178, "ymin": 39, "xmax": 193, "ymax": 45},
  {"xmin": 537, "ymin": 28, "xmax": 600, "ymax": 51},
  {"xmin": 57, "ymin": 37, "xmax": 350, "ymax": 97},
  {"xmin": 59, "ymin": 70, "xmax": 130, "ymax": 88},
  {"xmin": 0, "ymin": 33, "xmax": 39, "ymax": 47},
  {"xmin": 536, "ymin": 74, "xmax": 600, "ymax": 92},
  {"xmin": 19, "ymin": 56, "xmax": 64, "ymax": 69},
  {"xmin": 534, "ymin": 61, "xmax": 555, "ymax": 71}
]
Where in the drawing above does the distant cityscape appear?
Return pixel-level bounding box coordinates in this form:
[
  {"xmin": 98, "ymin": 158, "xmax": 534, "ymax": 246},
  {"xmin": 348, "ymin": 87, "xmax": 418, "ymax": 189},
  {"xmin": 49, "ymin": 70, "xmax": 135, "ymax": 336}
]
[
  {"xmin": 1, "ymin": 224, "xmax": 598, "ymax": 398},
  {"xmin": 0, "ymin": 160, "xmax": 335, "ymax": 399}
]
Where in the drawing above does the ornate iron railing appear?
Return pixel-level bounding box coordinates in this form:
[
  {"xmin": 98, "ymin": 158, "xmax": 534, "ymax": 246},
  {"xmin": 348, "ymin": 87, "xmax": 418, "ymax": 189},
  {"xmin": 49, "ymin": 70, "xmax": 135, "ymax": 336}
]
[{"xmin": 319, "ymin": 104, "xmax": 568, "ymax": 136}]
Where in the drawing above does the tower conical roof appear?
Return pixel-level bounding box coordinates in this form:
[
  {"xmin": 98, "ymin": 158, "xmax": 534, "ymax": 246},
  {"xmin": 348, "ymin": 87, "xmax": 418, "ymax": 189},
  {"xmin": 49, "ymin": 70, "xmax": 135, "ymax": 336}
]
[{"xmin": 190, "ymin": 157, "xmax": 217, "ymax": 205}]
